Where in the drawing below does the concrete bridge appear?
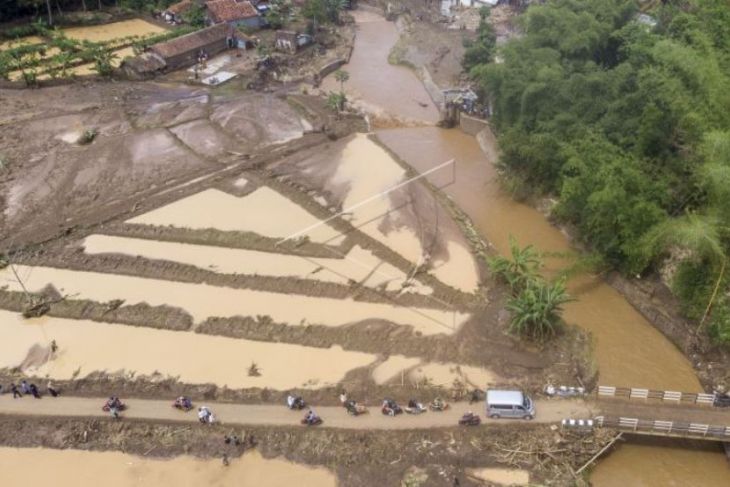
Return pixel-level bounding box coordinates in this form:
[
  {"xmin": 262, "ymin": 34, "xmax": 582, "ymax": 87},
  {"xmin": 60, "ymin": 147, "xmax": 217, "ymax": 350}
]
[{"xmin": 576, "ymin": 385, "xmax": 730, "ymax": 442}]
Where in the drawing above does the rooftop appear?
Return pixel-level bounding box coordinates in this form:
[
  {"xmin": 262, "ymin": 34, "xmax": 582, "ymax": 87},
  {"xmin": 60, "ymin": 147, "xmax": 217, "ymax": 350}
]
[
  {"xmin": 206, "ymin": 0, "xmax": 259, "ymax": 23},
  {"xmin": 151, "ymin": 23, "xmax": 230, "ymax": 59}
]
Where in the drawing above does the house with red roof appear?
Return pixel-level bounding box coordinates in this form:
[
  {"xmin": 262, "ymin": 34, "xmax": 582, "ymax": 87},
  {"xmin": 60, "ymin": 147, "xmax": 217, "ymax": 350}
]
[{"xmin": 205, "ymin": 0, "xmax": 263, "ymax": 29}]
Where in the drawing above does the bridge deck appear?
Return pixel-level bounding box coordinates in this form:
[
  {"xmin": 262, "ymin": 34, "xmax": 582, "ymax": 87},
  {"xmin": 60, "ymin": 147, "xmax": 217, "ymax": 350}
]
[{"xmin": 596, "ymin": 398, "xmax": 730, "ymax": 441}]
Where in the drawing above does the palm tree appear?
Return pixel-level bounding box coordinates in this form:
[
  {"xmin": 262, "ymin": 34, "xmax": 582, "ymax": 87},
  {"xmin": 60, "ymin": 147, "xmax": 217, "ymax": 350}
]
[
  {"xmin": 489, "ymin": 235, "xmax": 542, "ymax": 293},
  {"xmin": 334, "ymin": 69, "xmax": 349, "ymax": 95}
]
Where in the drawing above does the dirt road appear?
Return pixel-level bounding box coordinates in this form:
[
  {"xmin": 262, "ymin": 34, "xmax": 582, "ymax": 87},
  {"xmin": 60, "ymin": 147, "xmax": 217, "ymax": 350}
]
[{"xmin": 0, "ymin": 396, "xmax": 594, "ymax": 429}]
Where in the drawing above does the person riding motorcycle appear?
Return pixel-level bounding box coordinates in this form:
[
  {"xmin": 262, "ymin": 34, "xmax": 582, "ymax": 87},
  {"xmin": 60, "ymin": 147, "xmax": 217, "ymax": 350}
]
[
  {"xmin": 459, "ymin": 411, "xmax": 480, "ymax": 426},
  {"xmin": 174, "ymin": 396, "xmax": 193, "ymax": 410},
  {"xmin": 198, "ymin": 406, "xmax": 214, "ymax": 424},
  {"xmin": 103, "ymin": 396, "xmax": 124, "ymax": 412},
  {"xmin": 303, "ymin": 409, "xmax": 320, "ymax": 425},
  {"xmin": 381, "ymin": 398, "xmax": 401, "ymax": 416},
  {"xmin": 430, "ymin": 397, "xmax": 448, "ymax": 411},
  {"xmin": 287, "ymin": 393, "xmax": 305, "ymax": 410}
]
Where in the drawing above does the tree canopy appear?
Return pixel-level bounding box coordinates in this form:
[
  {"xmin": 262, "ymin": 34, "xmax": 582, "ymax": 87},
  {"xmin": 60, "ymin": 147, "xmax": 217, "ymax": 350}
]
[{"xmin": 469, "ymin": 0, "xmax": 730, "ymax": 343}]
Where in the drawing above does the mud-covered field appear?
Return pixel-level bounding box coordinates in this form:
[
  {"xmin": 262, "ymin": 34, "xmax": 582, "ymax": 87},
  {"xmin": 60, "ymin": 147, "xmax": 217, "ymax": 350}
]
[{"xmin": 0, "ymin": 7, "xmax": 601, "ymax": 486}]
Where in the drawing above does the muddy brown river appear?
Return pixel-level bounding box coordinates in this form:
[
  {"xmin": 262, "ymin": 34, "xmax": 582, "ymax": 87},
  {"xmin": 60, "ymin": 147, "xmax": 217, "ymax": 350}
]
[{"xmin": 340, "ymin": 9, "xmax": 728, "ymax": 485}]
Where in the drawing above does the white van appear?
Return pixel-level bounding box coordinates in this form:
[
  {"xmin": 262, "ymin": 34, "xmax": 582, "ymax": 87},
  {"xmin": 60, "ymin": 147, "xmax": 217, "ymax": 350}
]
[{"xmin": 486, "ymin": 389, "xmax": 535, "ymax": 420}]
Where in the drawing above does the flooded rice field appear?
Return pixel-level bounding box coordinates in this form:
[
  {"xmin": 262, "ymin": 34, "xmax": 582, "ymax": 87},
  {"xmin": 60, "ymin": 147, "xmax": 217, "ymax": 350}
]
[
  {"xmin": 0, "ymin": 309, "xmax": 374, "ymax": 389},
  {"xmin": 0, "ymin": 266, "xmax": 468, "ymax": 335},
  {"xmin": 82, "ymin": 234, "xmax": 433, "ymax": 294},
  {"xmin": 272, "ymin": 133, "xmax": 480, "ymax": 293},
  {"xmin": 128, "ymin": 187, "xmax": 346, "ymax": 245},
  {"xmin": 0, "ymin": 448, "xmax": 336, "ymax": 487}
]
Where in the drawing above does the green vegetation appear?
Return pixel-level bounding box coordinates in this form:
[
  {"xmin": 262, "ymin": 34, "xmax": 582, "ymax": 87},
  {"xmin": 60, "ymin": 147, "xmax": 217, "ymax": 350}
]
[
  {"xmin": 462, "ymin": 6, "xmax": 496, "ymax": 72},
  {"xmin": 301, "ymin": 0, "xmax": 348, "ymax": 29},
  {"xmin": 469, "ymin": 0, "xmax": 730, "ymax": 344},
  {"xmin": 490, "ymin": 237, "xmax": 572, "ymax": 341}
]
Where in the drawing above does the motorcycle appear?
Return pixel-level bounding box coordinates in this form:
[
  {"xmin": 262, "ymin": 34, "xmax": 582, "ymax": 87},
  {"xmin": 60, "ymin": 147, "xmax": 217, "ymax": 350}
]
[
  {"xmin": 301, "ymin": 412, "xmax": 323, "ymax": 426},
  {"xmin": 458, "ymin": 412, "xmax": 481, "ymax": 426},
  {"xmin": 429, "ymin": 399, "xmax": 450, "ymax": 412},
  {"xmin": 197, "ymin": 406, "xmax": 215, "ymax": 424},
  {"xmin": 287, "ymin": 395, "xmax": 307, "ymax": 410},
  {"xmin": 404, "ymin": 400, "xmax": 427, "ymax": 415},
  {"xmin": 381, "ymin": 399, "xmax": 403, "ymax": 416},
  {"xmin": 172, "ymin": 396, "xmax": 193, "ymax": 411},
  {"xmin": 102, "ymin": 397, "xmax": 126, "ymax": 412},
  {"xmin": 345, "ymin": 400, "xmax": 368, "ymax": 416}
]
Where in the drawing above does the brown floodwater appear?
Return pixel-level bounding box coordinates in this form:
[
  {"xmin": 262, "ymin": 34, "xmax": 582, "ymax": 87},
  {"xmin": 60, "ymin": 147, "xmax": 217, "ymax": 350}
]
[
  {"xmin": 321, "ymin": 10, "xmax": 440, "ymax": 124},
  {"xmin": 0, "ymin": 265, "xmax": 469, "ymax": 336},
  {"xmin": 0, "ymin": 447, "xmax": 336, "ymax": 487},
  {"xmin": 128, "ymin": 187, "xmax": 347, "ymax": 245},
  {"xmin": 0, "ymin": 309, "xmax": 375, "ymax": 390},
  {"xmin": 334, "ymin": 9, "xmax": 728, "ymax": 485},
  {"xmin": 83, "ymin": 234, "xmax": 434, "ymax": 294}
]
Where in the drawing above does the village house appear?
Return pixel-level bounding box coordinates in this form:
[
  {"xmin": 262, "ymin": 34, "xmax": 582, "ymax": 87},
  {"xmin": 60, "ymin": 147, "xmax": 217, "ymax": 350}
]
[
  {"xmin": 205, "ymin": 0, "xmax": 263, "ymax": 29},
  {"xmin": 121, "ymin": 23, "xmax": 236, "ymax": 79},
  {"xmin": 162, "ymin": 0, "xmax": 196, "ymax": 24}
]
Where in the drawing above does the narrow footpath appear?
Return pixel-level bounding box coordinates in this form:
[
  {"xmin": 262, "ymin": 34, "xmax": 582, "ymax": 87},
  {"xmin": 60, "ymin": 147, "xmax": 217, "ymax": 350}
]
[{"xmin": 0, "ymin": 396, "xmax": 593, "ymax": 429}]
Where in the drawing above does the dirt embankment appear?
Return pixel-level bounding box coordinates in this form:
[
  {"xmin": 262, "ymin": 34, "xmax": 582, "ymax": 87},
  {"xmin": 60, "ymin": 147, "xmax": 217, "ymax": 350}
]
[{"xmin": 0, "ymin": 415, "xmax": 619, "ymax": 486}]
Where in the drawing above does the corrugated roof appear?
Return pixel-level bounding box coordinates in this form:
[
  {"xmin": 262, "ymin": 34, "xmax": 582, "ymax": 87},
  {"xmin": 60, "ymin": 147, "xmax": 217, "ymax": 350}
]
[
  {"xmin": 151, "ymin": 24, "xmax": 230, "ymax": 59},
  {"xmin": 206, "ymin": 0, "xmax": 258, "ymax": 23}
]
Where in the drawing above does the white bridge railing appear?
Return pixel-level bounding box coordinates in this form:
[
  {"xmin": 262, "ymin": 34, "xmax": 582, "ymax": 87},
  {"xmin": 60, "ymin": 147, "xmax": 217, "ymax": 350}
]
[{"xmin": 597, "ymin": 385, "xmax": 716, "ymax": 405}]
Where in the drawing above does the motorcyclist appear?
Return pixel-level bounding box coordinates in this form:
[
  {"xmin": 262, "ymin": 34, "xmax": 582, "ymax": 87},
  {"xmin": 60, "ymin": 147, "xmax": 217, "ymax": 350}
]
[
  {"xmin": 304, "ymin": 409, "xmax": 319, "ymax": 424},
  {"xmin": 287, "ymin": 393, "xmax": 304, "ymax": 409},
  {"xmin": 198, "ymin": 406, "xmax": 213, "ymax": 424},
  {"xmin": 382, "ymin": 398, "xmax": 399, "ymax": 416},
  {"xmin": 431, "ymin": 397, "xmax": 446, "ymax": 410}
]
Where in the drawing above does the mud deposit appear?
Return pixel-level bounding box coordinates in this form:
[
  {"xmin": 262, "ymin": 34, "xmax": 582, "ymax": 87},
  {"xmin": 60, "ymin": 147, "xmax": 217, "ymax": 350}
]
[
  {"xmin": 0, "ymin": 448, "xmax": 335, "ymax": 487},
  {"xmin": 0, "ymin": 416, "xmax": 620, "ymax": 486},
  {"xmin": 0, "ymin": 83, "xmax": 315, "ymax": 247}
]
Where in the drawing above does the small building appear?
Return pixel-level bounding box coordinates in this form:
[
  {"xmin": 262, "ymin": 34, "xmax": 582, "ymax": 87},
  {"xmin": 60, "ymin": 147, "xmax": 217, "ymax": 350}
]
[
  {"xmin": 163, "ymin": 0, "xmax": 195, "ymax": 24},
  {"xmin": 206, "ymin": 0, "xmax": 262, "ymax": 29},
  {"xmin": 275, "ymin": 30, "xmax": 313, "ymax": 53},
  {"xmin": 153, "ymin": 23, "xmax": 234, "ymax": 70}
]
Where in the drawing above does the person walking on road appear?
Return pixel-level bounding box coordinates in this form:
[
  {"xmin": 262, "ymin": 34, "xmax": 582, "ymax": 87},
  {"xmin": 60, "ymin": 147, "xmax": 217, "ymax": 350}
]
[
  {"xmin": 20, "ymin": 380, "xmax": 31, "ymax": 395},
  {"xmin": 11, "ymin": 383, "xmax": 22, "ymax": 399},
  {"xmin": 47, "ymin": 381, "xmax": 59, "ymax": 397},
  {"xmin": 29, "ymin": 383, "xmax": 41, "ymax": 399}
]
